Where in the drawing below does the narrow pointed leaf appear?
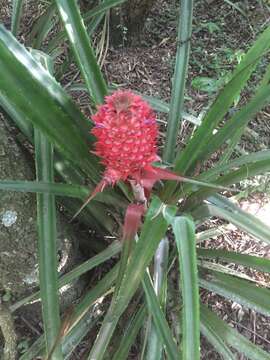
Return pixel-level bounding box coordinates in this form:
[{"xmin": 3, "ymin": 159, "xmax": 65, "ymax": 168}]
[
  {"xmin": 216, "ymin": 125, "xmax": 244, "ymax": 165},
  {"xmin": 53, "ymin": 11, "xmax": 105, "ymax": 80},
  {"xmin": 201, "ymin": 304, "xmax": 270, "ymax": 360},
  {"xmin": 224, "ymin": 0, "xmax": 247, "ymax": 17},
  {"xmin": 34, "ymin": 56, "xmax": 62, "ymax": 359},
  {"xmin": 198, "ymin": 248, "xmax": 270, "ymax": 274},
  {"xmin": 20, "ymin": 264, "xmax": 119, "ymax": 359},
  {"xmin": 200, "ymin": 306, "xmax": 236, "ymax": 360},
  {"xmin": 201, "ymin": 84, "xmax": 270, "ymax": 161},
  {"xmin": 197, "ymin": 150, "xmax": 270, "ymax": 182},
  {"xmin": 163, "ymin": 0, "xmax": 194, "ymax": 162},
  {"xmin": 0, "ymin": 95, "xmax": 33, "ymax": 140},
  {"xmin": 11, "ymin": 0, "xmax": 24, "ymax": 36},
  {"xmin": 34, "ymin": 130, "xmax": 63, "ymax": 358},
  {"xmin": 259, "ymin": 62, "xmax": 270, "ymax": 88},
  {"xmin": 55, "ymin": 0, "xmax": 107, "ymax": 104},
  {"xmin": 28, "ymin": 3, "xmax": 57, "ymax": 49},
  {"xmin": 84, "ymin": 0, "xmax": 128, "ymax": 21},
  {"xmin": 0, "ymin": 180, "xmax": 87, "ymax": 199},
  {"xmin": 192, "ymin": 201, "xmax": 270, "ymax": 244},
  {"xmin": 112, "ymin": 306, "xmax": 147, "ymax": 360},
  {"xmin": 183, "ymin": 157, "xmax": 270, "ymax": 207},
  {"xmin": 142, "ymin": 273, "xmax": 179, "ymax": 360},
  {"xmin": 11, "ymin": 241, "xmax": 122, "ymax": 312},
  {"xmin": 140, "ymin": 93, "xmax": 200, "ymax": 126},
  {"xmin": 199, "ymin": 268, "xmax": 270, "ymax": 317},
  {"xmin": 172, "ymin": 216, "xmax": 200, "ymax": 360},
  {"xmin": 60, "ymin": 310, "xmax": 101, "ymax": 359},
  {"xmin": 0, "ymin": 25, "xmax": 100, "ymax": 181},
  {"xmin": 45, "ymin": 0, "xmax": 117, "ymax": 54},
  {"xmin": 146, "ymin": 238, "xmax": 170, "ymax": 360},
  {"xmin": 173, "ymin": 25, "xmax": 270, "ymax": 175},
  {"xmin": 0, "ymin": 180, "xmax": 127, "ymax": 208}
]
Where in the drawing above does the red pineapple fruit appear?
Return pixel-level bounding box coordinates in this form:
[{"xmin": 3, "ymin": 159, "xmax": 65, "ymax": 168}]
[
  {"xmin": 91, "ymin": 90, "xmax": 160, "ymax": 187},
  {"xmin": 72, "ymin": 90, "xmax": 184, "ymax": 236}
]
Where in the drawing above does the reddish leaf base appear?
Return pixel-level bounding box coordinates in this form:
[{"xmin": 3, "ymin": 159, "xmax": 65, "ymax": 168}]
[
  {"xmin": 71, "ymin": 165, "xmax": 183, "ymax": 239},
  {"xmin": 123, "ymin": 204, "xmax": 145, "ymax": 241}
]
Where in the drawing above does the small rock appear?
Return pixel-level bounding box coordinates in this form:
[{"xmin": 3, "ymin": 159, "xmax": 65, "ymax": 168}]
[{"xmin": 1, "ymin": 210, "xmax": 17, "ymax": 227}]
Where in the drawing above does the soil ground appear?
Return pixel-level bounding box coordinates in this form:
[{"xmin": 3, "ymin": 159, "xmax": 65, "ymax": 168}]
[{"xmin": 1, "ymin": 0, "xmax": 270, "ymax": 358}]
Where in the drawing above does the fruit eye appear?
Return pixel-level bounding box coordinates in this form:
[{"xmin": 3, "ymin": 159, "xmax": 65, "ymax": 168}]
[
  {"xmin": 144, "ymin": 119, "xmax": 155, "ymax": 125},
  {"xmin": 95, "ymin": 123, "xmax": 105, "ymax": 128}
]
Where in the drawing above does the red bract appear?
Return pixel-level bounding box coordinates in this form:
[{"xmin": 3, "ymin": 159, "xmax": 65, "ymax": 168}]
[
  {"xmin": 72, "ymin": 90, "xmax": 183, "ymax": 237},
  {"xmin": 123, "ymin": 203, "xmax": 145, "ymax": 241}
]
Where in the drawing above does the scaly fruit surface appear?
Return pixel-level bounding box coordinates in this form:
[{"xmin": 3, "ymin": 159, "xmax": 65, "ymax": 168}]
[{"xmin": 91, "ymin": 90, "xmax": 159, "ymax": 185}]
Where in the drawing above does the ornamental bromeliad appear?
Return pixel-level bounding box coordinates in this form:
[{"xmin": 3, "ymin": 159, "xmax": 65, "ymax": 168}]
[{"xmin": 73, "ymin": 90, "xmax": 184, "ymax": 238}]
